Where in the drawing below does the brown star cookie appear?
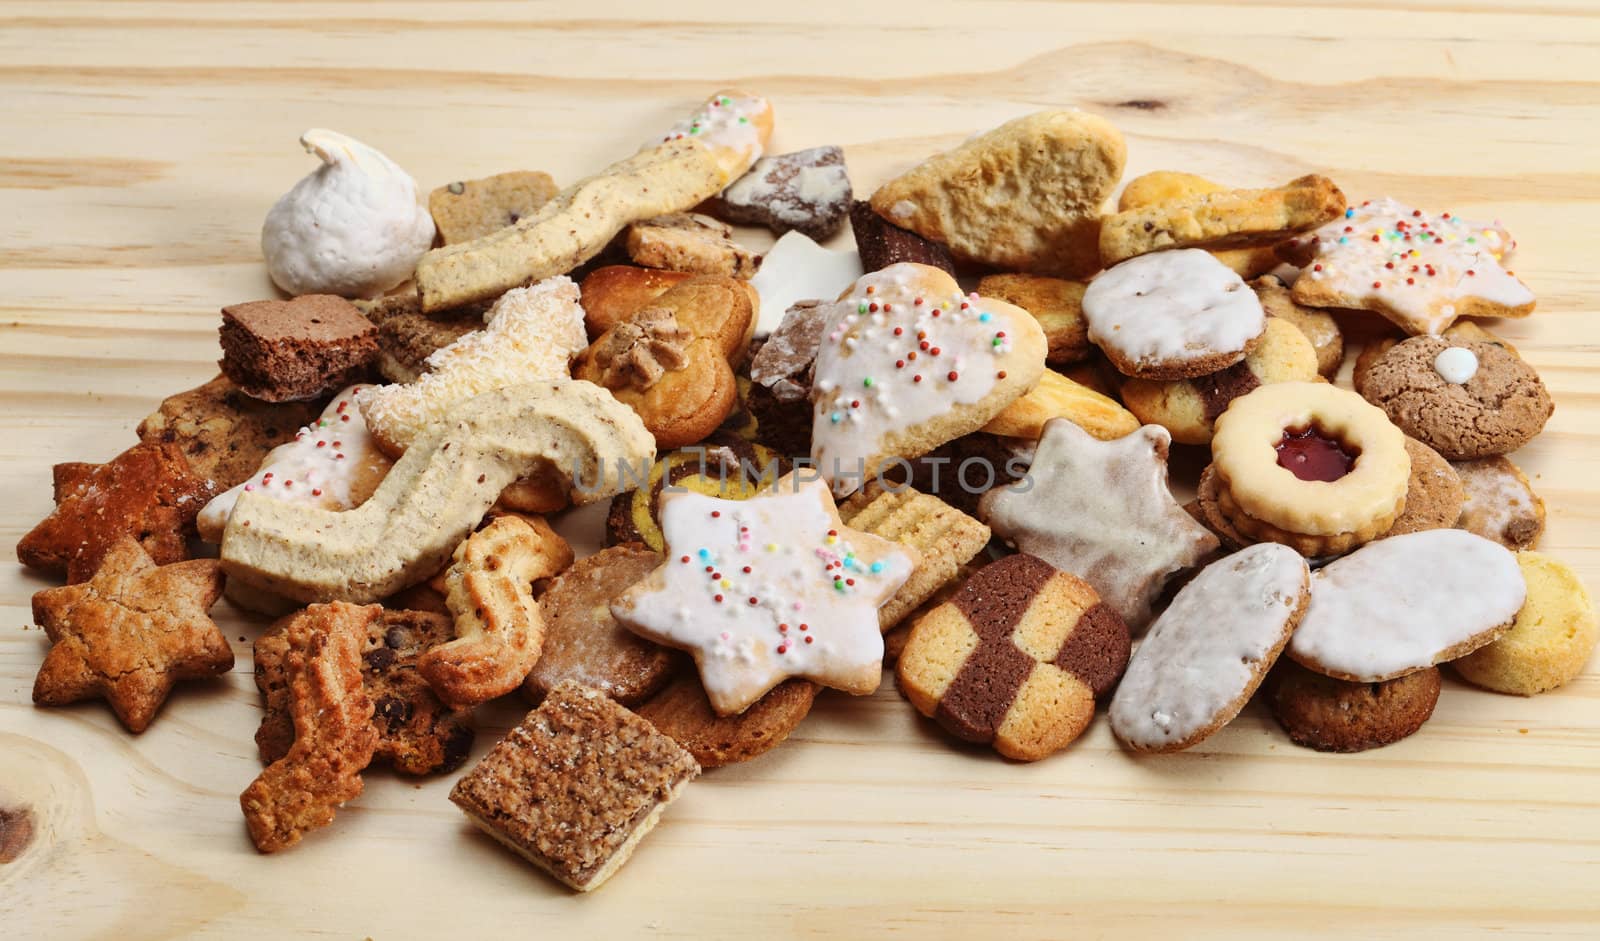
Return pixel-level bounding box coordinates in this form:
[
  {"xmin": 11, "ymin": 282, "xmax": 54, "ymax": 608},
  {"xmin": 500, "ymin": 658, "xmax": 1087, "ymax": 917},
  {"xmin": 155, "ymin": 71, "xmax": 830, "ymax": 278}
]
[
  {"xmin": 255, "ymin": 606, "xmax": 475, "ymax": 776},
  {"xmin": 17, "ymin": 441, "xmax": 218, "ymax": 583},
  {"xmin": 240, "ymin": 602, "xmax": 380, "ymax": 853},
  {"xmin": 137, "ymin": 373, "xmax": 322, "ymax": 489},
  {"xmin": 31, "ymin": 537, "xmax": 231, "ymax": 733}
]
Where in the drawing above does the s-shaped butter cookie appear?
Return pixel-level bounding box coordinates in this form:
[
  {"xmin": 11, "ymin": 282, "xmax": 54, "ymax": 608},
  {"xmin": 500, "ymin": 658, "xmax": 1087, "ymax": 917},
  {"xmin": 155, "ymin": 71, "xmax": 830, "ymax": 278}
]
[
  {"xmin": 420, "ymin": 514, "xmax": 575, "ymax": 709},
  {"xmin": 220, "ymin": 381, "xmax": 653, "ymax": 604},
  {"xmin": 414, "ymin": 90, "xmax": 773, "ymax": 312}
]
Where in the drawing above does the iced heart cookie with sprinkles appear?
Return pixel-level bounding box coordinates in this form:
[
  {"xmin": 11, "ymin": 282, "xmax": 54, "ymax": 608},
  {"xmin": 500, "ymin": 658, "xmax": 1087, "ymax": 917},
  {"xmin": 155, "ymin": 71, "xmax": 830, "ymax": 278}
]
[
  {"xmin": 1280, "ymin": 197, "xmax": 1534, "ymax": 336},
  {"xmin": 610, "ymin": 475, "xmax": 914, "ymax": 715},
  {"xmin": 809, "ymin": 263, "xmax": 1047, "ymax": 493},
  {"xmin": 196, "ymin": 384, "xmax": 393, "ymax": 542}
]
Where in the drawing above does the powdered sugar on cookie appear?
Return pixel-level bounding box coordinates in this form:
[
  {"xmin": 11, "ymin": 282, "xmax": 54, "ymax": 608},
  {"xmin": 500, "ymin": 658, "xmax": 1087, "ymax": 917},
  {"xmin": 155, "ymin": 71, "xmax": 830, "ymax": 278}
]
[
  {"xmin": 359, "ymin": 276, "xmax": 588, "ymax": 452},
  {"xmin": 198, "ymin": 385, "xmax": 393, "ymax": 542},
  {"xmin": 1110, "ymin": 543, "xmax": 1309, "ymax": 751},
  {"xmin": 611, "ymin": 477, "xmax": 913, "ymax": 715},
  {"xmin": 1288, "ymin": 529, "xmax": 1526, "ymax": 682}
]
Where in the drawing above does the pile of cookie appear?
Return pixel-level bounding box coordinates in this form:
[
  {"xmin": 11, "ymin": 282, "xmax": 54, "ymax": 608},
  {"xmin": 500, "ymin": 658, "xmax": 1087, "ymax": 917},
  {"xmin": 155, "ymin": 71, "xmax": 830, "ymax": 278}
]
[{"xmin": 17, "ymin": 91, "xmax": 1596, "ymax": 891}]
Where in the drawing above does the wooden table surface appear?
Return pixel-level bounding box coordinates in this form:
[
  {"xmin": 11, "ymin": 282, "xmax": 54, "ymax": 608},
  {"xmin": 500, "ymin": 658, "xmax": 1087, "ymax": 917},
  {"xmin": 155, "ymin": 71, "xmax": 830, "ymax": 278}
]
[{"xmin": 3, "ymin": 2, "xmax": 1598, "ymax": 938}]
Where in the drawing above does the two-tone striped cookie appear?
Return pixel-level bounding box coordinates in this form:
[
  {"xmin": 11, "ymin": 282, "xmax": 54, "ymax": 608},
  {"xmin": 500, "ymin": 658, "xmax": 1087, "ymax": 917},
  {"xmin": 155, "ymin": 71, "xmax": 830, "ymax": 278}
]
[{"xmin": 896, "ymin": 554, "xmax": 1129, "ymax": 761}]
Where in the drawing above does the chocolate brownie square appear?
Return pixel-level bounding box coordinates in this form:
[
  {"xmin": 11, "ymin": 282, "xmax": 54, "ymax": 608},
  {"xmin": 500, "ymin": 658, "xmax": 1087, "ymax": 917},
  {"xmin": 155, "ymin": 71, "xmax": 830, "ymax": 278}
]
[
  {"xmin": 449, "ymin": 681, "xmax": 700, "ymax": 892},
  {"xmin": 219, "ymin": 294, "xmax": 378, "ymax": 402}
]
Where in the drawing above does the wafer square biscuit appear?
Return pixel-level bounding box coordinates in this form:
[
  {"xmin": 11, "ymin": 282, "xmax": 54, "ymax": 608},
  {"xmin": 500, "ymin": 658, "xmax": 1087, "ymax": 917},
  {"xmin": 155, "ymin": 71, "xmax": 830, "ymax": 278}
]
[{"xmin": 839, "ymin": 484, "xmax": 990, "ymax": 630}]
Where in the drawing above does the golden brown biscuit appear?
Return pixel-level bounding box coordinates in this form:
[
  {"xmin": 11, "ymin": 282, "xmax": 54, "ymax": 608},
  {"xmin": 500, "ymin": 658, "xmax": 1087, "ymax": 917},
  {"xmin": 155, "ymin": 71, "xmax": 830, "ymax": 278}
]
[
  {"xmin": 137, "ymin": 374, "xmax": 322, "ymax": 490},
  {"xmin": 981, "ymin": 368, "xmax": 1140, "ymax": 442},
  {"xmin": 525, "ymin": 545, "xmax": 676, "ymax": 706},
  {"xmin": 635, "ymin": 671, "xmax": 818, "ymax": 769},
  {"xmin": 869, "ymin": 111, "xmax": 1125, "ymax": 278},
  {"xmin": 974, "ymin": 274, "xmax": 1091, "ymax": 365},
  {"xmin": 240, "ymin": 602, "xmax": 380, "ymax": 853},
  {"xmin": 837, "ymin": 483, "xmax": 992, "ymax": 630},
  {"xmin": 572, "ymin": 276, "xmax": 756, "ymax": 449},
  {"xmin": 1100, "ymin": 174, "xmax": 1345, "ymax": 266},
  {"xmin": 626, "ymin": 212, "xmax": 761, "ymax": 279},
  {"xmin": 429, "ymin": 170, "xmax": 560, "ymax": 245},
  {"xmin": 31, "ymin": 538, "xmax": 230, "ymax": 734},
  {"xmin": 1252, "ymin": 275, "xmax": 1344, "ymax": 378},
  {"xmin": 1452, "ymin": 552, "xmax": 1597, "ymax": 696},
  {"xmin": 420, "ymin": 514, "xmax": 575, "ymax": 709},
  {"xmin": 579, "ymin": 265, "xmax": 696, "ymax": 339},
  {"xmin": 1116, "ymin": 171, "xmax": 1297, "ymax": 278}
]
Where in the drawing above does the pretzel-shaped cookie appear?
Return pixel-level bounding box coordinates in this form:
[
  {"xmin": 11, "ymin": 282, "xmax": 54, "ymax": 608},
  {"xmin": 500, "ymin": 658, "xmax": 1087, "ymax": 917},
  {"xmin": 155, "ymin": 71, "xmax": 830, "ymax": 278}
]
[
  {"xmin": 420, "ymin": 515, "xmax": 575, "ymax": 709},
  {"xmin": 414, "ymin": 90, "xmax": 773, "ymax": 313},
  {"xmin": 220, "ymin": 381, "xmax": 653, "ymax": 604}
]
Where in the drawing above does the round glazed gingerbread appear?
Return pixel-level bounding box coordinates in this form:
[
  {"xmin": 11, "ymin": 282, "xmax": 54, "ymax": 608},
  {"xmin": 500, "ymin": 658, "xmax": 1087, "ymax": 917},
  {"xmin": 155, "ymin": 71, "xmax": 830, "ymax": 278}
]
[
  {"xmin": 1267, "ymin": 660, "xmax": 1441, "ymax": 753},
  {"xmin": 1360, "ymin": 336, "xmax": 1553, "ymax": 461}
]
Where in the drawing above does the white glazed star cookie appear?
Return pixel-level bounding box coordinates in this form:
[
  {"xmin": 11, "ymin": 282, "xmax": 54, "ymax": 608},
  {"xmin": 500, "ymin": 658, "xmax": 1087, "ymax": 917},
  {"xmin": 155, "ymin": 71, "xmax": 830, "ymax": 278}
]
[
  {"xmin": 979, "ymin": 418, "xmax": 1219, "ymax": 630},
  {"xmin": 1281, "ymin": 198, "xmax": 1533, "ymax": 336},
  {"xmin": 611, "ymin": 476, "xmax": 914, "ymax": 715},
  {"xmin": 809, "ymin": 263, "xmax": 1047, "ymax": 494}
]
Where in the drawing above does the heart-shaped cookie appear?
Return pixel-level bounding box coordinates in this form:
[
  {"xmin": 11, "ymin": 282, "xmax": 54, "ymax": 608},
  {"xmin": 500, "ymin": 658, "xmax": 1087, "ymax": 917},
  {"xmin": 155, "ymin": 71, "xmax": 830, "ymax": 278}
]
[{"xmin": 809, "ymin": 263, "xmax": 1047, "ymax": 493}]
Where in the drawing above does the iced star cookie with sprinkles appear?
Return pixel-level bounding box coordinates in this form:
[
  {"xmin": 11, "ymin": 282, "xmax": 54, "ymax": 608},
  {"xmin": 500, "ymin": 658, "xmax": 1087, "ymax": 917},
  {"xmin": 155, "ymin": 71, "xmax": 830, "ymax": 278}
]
[
  {"xmin": 809, "ymin": 263, "xmax": 1047, "ymax": 493},
  {"xmin": 610, "ymin": 476, "xmax": 914, "ymax": 715},
  {"xmin": 197, "ymin": 385, "xmax": 393, "ymax": 542},
  {"xmin": 1282, "ymin": 198, "xmax": 1534, "ymax": 336}
]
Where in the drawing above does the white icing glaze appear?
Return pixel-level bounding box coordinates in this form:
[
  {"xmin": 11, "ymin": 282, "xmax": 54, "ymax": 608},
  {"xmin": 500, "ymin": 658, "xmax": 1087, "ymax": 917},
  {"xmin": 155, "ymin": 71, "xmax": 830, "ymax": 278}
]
[
  {"xmin": 1288, "ymin": 198, "xmax": 1532, "ymax": 335},
  {"xmin": 748, "ymin": 230, "xmax": 863, "ymax": 334},
  {"xmin": 1109, "ymin": 543, "xmax": 1308, "ymax": 750},
  {"xmin": 197, "ymin": 385, "xmax": 393, "ymax": 541},
  {"xmin": 660, "ymin": 92, "xmax": 769, "ymax": 180},
  {"xmin": 1082, "ymin": 249, "xmax": 1265, "ymax": 370},
  {"xmin": 1288, "ymin": 529, "xmax": 1526, "ymax": 681},
  {"xmin": 1433, "ymin": 346, "xmax": 1479, "ymax": 384},
  {"xmin": 979, "ymin": 419, "xmax": 1219, "ymax": 629},
  {"xmin": 1452, "ymin": 458, "xmax": 1539, "ymax": 546},
  {"xmin": 809, "ymin": 264, "xmax": 1025, "ymax": 489},
  {"xmin": 722, "ymin": 148, "xmax": 850, "ymax": 231},
  {"xmin": 611, "ymin": 478, "xmax": 912, "ymax": 714}
]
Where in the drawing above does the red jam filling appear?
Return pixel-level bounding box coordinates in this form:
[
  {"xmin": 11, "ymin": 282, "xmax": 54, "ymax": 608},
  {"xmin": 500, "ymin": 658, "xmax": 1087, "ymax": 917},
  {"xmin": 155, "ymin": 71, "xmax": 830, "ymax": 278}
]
[{"xmin": 1275, "ymin": 426, "xmax": 1356, "ymax": 482}]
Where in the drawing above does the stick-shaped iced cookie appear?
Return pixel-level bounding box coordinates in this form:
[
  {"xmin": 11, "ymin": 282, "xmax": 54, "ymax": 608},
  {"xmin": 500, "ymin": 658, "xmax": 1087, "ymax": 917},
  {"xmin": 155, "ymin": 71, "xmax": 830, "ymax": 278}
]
[
  {"xmin": 197, "ymin": 385, "xmax": 392, "ymax": 542},
  {"xmin": 220, "ymin": 381, "xmax": 653, "ymax": 605},
  {"xmin": 414, "ymin": 90, "xmax": 773, "ymax": 313}
]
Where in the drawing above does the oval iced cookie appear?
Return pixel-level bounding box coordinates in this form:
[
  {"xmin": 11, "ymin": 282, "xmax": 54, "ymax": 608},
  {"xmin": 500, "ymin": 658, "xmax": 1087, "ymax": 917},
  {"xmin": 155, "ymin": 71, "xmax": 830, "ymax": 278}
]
[
  {"xmin": 1109, "ymin": 543, "xmax": 1310, "ymax": 752},
  {"xmin": 1287, "ymin": 529, "xmax": 1526, "ymax": 682}
]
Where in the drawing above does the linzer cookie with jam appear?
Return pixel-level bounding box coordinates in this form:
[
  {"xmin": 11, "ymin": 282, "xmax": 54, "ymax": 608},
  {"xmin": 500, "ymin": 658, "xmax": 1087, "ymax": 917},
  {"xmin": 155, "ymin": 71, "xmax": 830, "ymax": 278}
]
[
  {"xmin": 1209, "ymin": 381, "xmax": 1411, "ymax": 557},
  {"xmin": 896, "ymin": 554, "xmax": 1130, "ymax": 762}
]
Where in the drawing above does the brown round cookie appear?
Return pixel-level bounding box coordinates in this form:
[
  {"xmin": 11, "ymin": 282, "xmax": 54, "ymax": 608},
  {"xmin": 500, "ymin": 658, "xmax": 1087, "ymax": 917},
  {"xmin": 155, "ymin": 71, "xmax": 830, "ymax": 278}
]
[
  {"xmin": 1384, "ymin": 437, "xmax": 1466, "ymax": 537},
  {"xmin": 1353, "ymin": 322, "xmax": 1516, "ymax": 397},
  {"xmin": 1267, "ymin": 660, "xmax": 1441, "ymax": 753},
  {"xmin": 1191, "ymin": 464, "xmax": 1259, "ymax": 550},
  {"xmin": 524, "ymin": 545, "xmax": 675, "ymax": 706},
  {"xmin": 1360, "ymin": 336, "xmax": 1553, "ymax": 460},
  {"xmin": 896, "ymin": 554, "xmax": 1130, "ymax": 762},
  {"xmin": 634, "ymin": 671, "xmax": 818, "ymax": 769},
  {"xmin": 604, "ymin": 438, "xmax": 784, "ymax": 551}
]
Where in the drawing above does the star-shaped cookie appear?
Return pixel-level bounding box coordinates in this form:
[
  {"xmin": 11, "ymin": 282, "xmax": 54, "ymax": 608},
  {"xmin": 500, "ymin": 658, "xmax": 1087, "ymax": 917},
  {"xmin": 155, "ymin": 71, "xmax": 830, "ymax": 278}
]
[
  {"xmin": 1283, "ymin": 197, "xmax": 1533, "ymax": 336},
  {"xmin": 17, "ymin": 441, "xmax": 217, "ymax": 583},
  {"xmin": 979, "ymin": 418, "xmax": 1218, "ymax": 629},
  {"xmin": 611, "ymin": 476, "xmax": 914, "ymax": 715},
  {"xmin": 32, "ymin": 537, "xmax": 231, "ymax": 733}
]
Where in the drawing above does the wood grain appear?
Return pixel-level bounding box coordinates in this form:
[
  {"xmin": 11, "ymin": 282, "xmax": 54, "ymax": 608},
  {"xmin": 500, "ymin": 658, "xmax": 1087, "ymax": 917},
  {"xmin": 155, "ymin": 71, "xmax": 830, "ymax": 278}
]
[{"xmin": 2, "ymin": 3, "xmax": 1598, "ymax": 937}]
